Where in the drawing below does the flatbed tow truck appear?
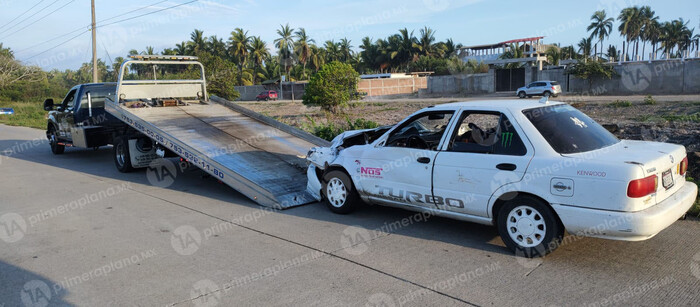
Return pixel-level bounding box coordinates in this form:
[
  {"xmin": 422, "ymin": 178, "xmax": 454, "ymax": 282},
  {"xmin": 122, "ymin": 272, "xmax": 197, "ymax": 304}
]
[{"xmin": 46, "ymin": 55, "xmax": 327, "ymax": 209}]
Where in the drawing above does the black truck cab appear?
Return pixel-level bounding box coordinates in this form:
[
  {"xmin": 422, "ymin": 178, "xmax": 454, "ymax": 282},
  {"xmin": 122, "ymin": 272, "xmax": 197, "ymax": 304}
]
[{"xmin": 45, "ymin": 83, "xmax": 125, "ymax": 154}]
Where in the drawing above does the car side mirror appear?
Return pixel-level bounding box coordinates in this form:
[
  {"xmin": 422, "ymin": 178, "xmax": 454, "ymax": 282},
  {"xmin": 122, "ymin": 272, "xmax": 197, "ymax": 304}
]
[{"xmin": 43, "ymin": 99, "xmax": 54, "ymax": 111}]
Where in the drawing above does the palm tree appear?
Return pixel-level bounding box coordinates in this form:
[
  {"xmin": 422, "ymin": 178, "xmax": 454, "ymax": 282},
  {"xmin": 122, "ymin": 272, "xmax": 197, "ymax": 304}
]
[
  {"xmin": 175, "ymin": 41, "xmax": 190, "ymax": 55},
  {"xmin": 416, "ymin": 26, "xmax": 437, "ymax": 56},
  {"xmin": 309, "ymin": 44, "xmax": 325, "ymax": 72},
  {"xmin": 644, "ymin": 19, "xmax": 662, "ymax": 60},
  {"xmin": 229, "ymin": 28, "xmax": 251, "ymax": 85},
  {"xmin": 324, "ymin": 40, "xmax": 340, "ymax": 62},
  {"xmin": 206, "ymin": 35, "xmax": 226, "ymax": 58},
  {"xmin": 189, "ymin": 29, "xmax": 206, "ymax": 54},
  {"xmin": 392, "ymin": 28, "xmax": 418, "ymax": 71},
  {"xmin": 293, "ymin": 28, "xmax": 314, "ymax": 80},
  {"xmin": 142, "ymin": 46, "xmax": 155, "ymax": 55},
  {"xmin": 587, "ymin": 10, "xmax": 614, "ymax": 58},
  {"xmin": 638, "ymin": 6, "xmax": 657, "ymax": 60},
  {"xmin": 441, "ymin": 38, "xmax": 461, "ymax": 57},
  {"xmin": 274, "ymin": 23, "xmax": 295, "ymax": 79},
  {"xmin": 248, "ymin": 36, "xmax": 269, "ymax": 84},
  {"xmin": 660, "ymin": 18, "xmax": 692, "ymax": 58},
  {"xmin": 607, "ymin": 45, "xmax": 619, "ymax": 61},
  {"xmin": 545, "ymin": 46, "xmax": 561, "ymax": 65},
  {"xmin": 499, "ymin": 43, "xmax": 524, "ymax": 68},
  {"xmin": 339, "ymin": 38, "xmax": 353, "ymax": 62},
  {"xmin": 618, "ymin": 7, "xmax": 643, "ymax": 60},
  {"xmin": 577, "ymin": 37, "xmax": 593, "ymax": 59}
]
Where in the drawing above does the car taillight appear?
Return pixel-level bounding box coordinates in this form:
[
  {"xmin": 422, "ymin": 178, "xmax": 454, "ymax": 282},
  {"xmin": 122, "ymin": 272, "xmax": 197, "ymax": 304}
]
[
  {"xmin": 679, "ymin": 156, "xmax": 688, "ymax": 175},
  {"xmin": 551, "ymin": 86, "xmax": 555, "ymax": 90},
  {"xmin": 627, "ymin": 175, "xmax": 658, "ymax": 198}
]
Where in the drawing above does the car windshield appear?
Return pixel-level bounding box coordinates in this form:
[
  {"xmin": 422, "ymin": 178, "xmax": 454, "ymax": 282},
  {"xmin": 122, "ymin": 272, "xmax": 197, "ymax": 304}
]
[{"xmin": 522, "ymin": 104, "xmax": 619, "ymax": 154}]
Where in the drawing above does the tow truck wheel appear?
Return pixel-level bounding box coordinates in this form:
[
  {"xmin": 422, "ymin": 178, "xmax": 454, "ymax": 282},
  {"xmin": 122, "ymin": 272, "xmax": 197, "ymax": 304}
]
[
  {"xmin": 48, "ymin": 125, "xmax": 65, "ymax": 155},
  {"xmin": 322, "ymin": 170, "xmax": 360, "ymax": 214},
  {"xmin": 113, "ymin": 136, "xmax": 134, "ymax": 173},
  {"xmin": 496, "ymin": 196, "xmax": 564, "ymax": 258}
]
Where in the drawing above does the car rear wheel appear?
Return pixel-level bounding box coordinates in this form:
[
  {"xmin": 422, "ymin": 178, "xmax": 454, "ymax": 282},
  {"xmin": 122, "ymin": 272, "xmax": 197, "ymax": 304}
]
[
  {"xmin": 113, "ymin": 136, "xmax": 134, "ymax": 173},
  {"xmin": 543, "ymin": 91, "xmax": 551, "ymax": 97},
  {"xmin": 322, "ymin": 170, "xmax": 360, "ymax": 214},
  {"xmin": 518, "ymin": 91, "xmax": 526, "ymax": 99},
  {"xmin": 497, "ymin": 196, "xmax": 564, "ymax": 257},
  {"xmin": 48, "ymin": 125, "xmax": 65, "ymax": 155}
]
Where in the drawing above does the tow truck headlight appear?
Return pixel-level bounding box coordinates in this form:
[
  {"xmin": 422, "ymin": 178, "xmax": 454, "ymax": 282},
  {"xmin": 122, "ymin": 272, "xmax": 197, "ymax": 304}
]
[{"xmin": 627, "ymin": 175, "xmax": 658, "ymax": 198}]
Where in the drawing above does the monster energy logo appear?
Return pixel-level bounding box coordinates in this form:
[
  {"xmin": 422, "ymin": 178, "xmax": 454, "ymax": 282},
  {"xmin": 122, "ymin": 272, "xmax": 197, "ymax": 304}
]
[{"xmin": 501, "ymin": 132, "xmax": 513, "ymax": 147}]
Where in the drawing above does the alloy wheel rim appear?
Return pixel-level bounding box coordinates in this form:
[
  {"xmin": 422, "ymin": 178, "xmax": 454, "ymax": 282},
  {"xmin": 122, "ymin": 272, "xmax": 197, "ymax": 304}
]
[
  {"xmin": 506, "ymin": 205, "xmax": 546, "ymax": 248},
  {"xmin": 326, "ymin": 178, "xmax": 347, "ymax": 208}
]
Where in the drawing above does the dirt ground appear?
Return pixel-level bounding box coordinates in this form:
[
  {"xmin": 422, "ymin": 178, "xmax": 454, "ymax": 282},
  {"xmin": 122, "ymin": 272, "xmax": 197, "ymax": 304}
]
[{"xmin": 242, "ymin": 94, "xmax": 700, "ymax": 189}]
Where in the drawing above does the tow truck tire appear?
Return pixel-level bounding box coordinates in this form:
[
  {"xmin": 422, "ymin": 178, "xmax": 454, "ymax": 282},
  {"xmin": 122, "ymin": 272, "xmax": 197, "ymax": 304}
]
[
  {"xmin": 48, "ymin": 125, "xmax": 65, "ymax": 155},
  {"xmin": 322, "ymin": 170, "xmax": 360, "ymax": 214},
  {"xmin": 113, "ymin": 136, "xmax": 134, "ymax": 173},
  {"xmin": 496, "ymin": 196, "xmax": 564, "ymax": 258}
]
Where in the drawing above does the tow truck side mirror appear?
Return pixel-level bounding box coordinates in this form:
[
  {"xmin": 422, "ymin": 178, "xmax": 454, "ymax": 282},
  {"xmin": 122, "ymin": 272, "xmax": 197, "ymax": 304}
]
[{"xmin": 43, "ymin": 99, "xmax": 54, "ymax": 111}]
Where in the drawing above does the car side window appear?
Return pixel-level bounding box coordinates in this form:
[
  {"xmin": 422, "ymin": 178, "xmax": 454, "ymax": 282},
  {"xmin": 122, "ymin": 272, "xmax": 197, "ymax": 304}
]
[
  {"xmin": 62, "ymin": 89, "xmax": 77, "ymax": 110},
  {"xmin": 448, "ymin": 112, "xmax": 527, "ymax": 156},
  {"xmin": 385, "ymin": 111, "xmax": 454, "ymax": 150},
  {"xmin": 80, "ymin": 86, "xmax": 114, "ymax": 109}
]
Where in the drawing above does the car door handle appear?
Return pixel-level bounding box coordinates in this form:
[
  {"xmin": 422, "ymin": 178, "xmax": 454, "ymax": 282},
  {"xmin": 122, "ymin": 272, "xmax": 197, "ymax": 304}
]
[
  {"xmin": 417, "ymin": 157, "xmax": 431, "ymax": 164},
  {"xmin": 496, "ymin": 163, "xmax": 517, "ymax": 171}
]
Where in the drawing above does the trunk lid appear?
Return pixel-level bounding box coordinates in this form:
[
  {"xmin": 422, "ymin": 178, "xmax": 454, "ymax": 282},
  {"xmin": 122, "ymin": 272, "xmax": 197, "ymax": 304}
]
[{"xmin": 564, "ymin": 140, "xmax": 686, "ymax": 206}]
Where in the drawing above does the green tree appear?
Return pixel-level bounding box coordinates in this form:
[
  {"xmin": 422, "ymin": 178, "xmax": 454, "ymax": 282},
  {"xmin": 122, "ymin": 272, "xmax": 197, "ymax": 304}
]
[
  {"xmin": 196, "ymin": 51, "xmax": 240, "ymax": 100},
  {"xmin": 565, "ymin": 60, "xmax": 616, "ymax": 92},
  {"xmin": 294, "ymin": 28, "xmax": 315, "ymax": 80},
  {"xmin": 229, "ymin": 28, "xmax": 251, "ymax": 85},
  {"xmin": 248, "ymin": 36, "xmax": 269, "ymax": 84},
  {"xmin": 302, "ymin": 61, "xmax": 359, "ymax": 113},
  {"xmin": 274, "ymin": 23, "xmax": 295, "ymax": 79},
  {"xmin": 587, "ymin": 10, "xmax": 614, "ymax": 58}
]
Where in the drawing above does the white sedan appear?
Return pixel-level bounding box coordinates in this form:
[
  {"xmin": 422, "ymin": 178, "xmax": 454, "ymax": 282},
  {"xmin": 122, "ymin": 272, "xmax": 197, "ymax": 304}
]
[{"xmin": 306, "ymin": 99, "xmax": 697, "ymax": 257}]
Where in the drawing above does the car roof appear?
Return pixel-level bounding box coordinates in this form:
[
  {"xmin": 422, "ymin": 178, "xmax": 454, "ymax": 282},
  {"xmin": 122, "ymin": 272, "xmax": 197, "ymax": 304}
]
[{"xmin": 428, "ymin": 99, "xmax": 566, "ymax": 113}]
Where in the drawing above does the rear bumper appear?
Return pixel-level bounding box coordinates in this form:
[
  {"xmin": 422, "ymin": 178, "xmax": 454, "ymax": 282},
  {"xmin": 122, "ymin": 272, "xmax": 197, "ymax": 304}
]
[{"xmin": 553, "ymin": 182, "xmax": 698, "ymax": 241}]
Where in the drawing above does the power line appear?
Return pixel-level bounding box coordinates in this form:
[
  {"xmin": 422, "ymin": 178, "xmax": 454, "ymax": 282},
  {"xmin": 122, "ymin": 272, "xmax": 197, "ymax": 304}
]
[
  {"xmin": 14, "ymin": 0, "xmax": 176, "ymax": 55},
  {"xmin": 23, "ymin": 30, "xmax": 89, "ymax": 61},
  {"xmin": 0, "ymin": 0, "xmax": 47, "ymax": 32},
  {"xmin": 98, "ymin": 0, "xmax": 170, "ymax": 24},
  {"xmin": 0, "ymin": 0, "xmax": 76, "ymax": 40},
  {"xmin": 0, "ymin": 0, "xmax": 60, "ymax": 36},
  {"xmin": 23, "ymin": 0, "xmax": 199, "ymax": 62},
  {"xmin": 97, "ymin": 0, "xmax": 198, "ymax": 28}
]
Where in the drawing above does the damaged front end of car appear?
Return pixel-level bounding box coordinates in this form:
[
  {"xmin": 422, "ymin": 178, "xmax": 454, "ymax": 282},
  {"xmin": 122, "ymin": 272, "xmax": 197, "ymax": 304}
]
[{"xmin": 305, "ymin": 126, "xmax": 392, "ymax": 200}]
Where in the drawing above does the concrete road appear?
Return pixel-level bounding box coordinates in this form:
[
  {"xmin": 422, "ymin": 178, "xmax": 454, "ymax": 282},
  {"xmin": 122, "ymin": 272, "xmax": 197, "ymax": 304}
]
[{"xmin": 1, "ymin": 124, "xmax": 699, "ymax": 306}]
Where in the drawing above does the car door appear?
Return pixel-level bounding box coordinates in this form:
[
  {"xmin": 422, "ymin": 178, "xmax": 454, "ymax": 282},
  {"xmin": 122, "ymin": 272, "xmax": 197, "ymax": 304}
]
[
  {"xmin": 525, "ymin": 82, "xmax": 537, "ymax": 95},
  {"xmin": 55, "ymin": 87, "xmax": 78, "ymax": 138},
  {"xmin": 356, "ymin": 110, "xmax": 456, "ymax": 209},
  {"xmin": 432, "ymin": 109, "xmax": 534, "ymax": 217}
]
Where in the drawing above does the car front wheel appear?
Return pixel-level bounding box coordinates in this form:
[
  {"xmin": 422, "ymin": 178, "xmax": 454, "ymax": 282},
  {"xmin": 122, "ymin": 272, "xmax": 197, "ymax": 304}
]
[
  {"xmin": 497, "ymin": 196, "xmax": 564, "ymax": 257},
  {"xmin": 322, "ymin": 170, "xmax": 360, "ymax": 214},
  {"xmin": 518, "ymin": 91, "xmax": 526, "ymax": 99}
]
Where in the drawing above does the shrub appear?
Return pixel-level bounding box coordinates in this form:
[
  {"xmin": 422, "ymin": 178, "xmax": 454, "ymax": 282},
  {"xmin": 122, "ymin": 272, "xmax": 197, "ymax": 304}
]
[
  {"xmin": 643, "ymin": 95, "xmax": 656, "ymax": 105},
  {"xmin": 610, "ymin": 100, "xmax": 632, "ymax": 108},
  {"xmin": 302, "ymin": 61, "xmax": 359, "ymax": 114},
  {"xmin": 303, "ymin": 116, "xmax": 380, "ymax": 141}
]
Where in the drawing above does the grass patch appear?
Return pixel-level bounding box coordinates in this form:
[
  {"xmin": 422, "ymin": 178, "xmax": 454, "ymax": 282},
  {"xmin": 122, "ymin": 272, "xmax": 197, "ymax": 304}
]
[
  {"xmin": 610, "ymin": 100, "xmax": 632, "ymax": 108},
  {"xmin": 301, "ymin": 116, "xmax": 379, "ymax": 141},
  {"xmin": 660, "ymin": 113, "xmax": 700, "ymax": 123},
  {"xmin": 0, "ymin": 101, "xmax": 46, "ymax": 129},
  {"xmin": 379, "ymin": 107, "xmax": 399, "ymax": 112},
  {"xmin": 643, "ymin": 95, "xmax": 656, "ymax": 105}
]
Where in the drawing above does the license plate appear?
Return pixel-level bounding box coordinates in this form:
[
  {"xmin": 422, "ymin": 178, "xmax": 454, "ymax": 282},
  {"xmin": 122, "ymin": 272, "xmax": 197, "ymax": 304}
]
[{"xmin": 662, "ymin": 169, "xmax": 674, "ymax": 190}]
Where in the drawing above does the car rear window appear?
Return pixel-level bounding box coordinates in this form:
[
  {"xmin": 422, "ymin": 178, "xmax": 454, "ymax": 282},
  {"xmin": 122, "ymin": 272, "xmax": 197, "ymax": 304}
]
[
  {"xmin": 550, "ymin": 81, "xmax": 560, "ymax": 85},
  {"xmin": 522, "ymin": 104, "xmax": 619, "ymax": 154}
]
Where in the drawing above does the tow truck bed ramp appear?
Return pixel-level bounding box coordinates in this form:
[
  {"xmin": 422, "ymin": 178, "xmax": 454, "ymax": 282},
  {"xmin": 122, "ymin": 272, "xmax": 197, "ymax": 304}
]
[{"xmin": 106, "ymin": 97, "xmax": 328, "ymax": 209}]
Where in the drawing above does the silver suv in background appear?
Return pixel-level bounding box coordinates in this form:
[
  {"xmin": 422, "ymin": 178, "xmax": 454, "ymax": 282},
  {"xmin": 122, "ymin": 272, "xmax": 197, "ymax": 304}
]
[{"xmin": 517, "ymin": 81, "xmax": 562, "ymax": 98}]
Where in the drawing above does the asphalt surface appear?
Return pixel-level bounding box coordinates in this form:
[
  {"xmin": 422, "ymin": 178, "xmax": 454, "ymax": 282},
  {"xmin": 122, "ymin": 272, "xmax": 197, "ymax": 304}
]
[{"xmin": 1, "ymin": 124, "xmax": 699, "ymax": 306}]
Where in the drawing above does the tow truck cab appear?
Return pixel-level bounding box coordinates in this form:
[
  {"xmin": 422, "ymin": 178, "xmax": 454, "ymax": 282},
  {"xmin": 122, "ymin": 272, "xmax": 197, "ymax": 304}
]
[{"xmin": 44, "ymin": 83, "xmax": 125, "ymax": 153}]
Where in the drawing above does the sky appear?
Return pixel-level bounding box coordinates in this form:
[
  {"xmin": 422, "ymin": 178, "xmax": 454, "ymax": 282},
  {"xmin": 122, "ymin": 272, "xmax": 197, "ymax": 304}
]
[{"xmin": 0, "ymin": 0, "xmax": 698, "ymax": 70}]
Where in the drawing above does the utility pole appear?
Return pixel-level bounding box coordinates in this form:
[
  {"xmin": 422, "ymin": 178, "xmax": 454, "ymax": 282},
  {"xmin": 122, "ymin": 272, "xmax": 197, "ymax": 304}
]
[{"xmin": 91, "ymin": 0, "xmax": 98, "ymax": 83}]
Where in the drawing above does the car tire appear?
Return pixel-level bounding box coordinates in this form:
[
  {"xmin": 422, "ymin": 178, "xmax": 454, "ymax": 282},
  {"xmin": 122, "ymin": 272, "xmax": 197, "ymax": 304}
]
[
  {"xmin": 543, "ymin": 91, "xmax": 551, "ymax": 97},
  {"xmin": 113, "ymin": 136, "xmax": 134, "ymax": 173},
  {"xmin": 48, "ymin": 125, "xmax": 65, "ymax": 155},
  {"xmin": 265, "ymin": 97, "xmax": 269, "ymax": 101},
  {"xmin": 322, "ymin": 170, "xmax": 360, "ymax": 214},
  {"xmin": 518, "ymin": 91, "xmax": 526, "ymax": 99},
  {"xmin": 496, "ymin": 196, "xmax": 564, "ymax": 257}
]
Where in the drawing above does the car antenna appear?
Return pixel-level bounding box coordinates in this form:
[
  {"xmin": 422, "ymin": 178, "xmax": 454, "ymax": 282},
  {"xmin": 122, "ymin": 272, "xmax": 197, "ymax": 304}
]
[{"xmin": 539, "ymin": 96, "xmax": 549, "ymax": 104}]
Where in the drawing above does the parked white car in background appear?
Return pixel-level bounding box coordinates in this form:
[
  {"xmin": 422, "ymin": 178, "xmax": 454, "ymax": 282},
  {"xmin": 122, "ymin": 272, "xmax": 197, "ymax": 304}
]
[
  {"xmin": 517, "ymin": 81, "xmax": 562, "ymax": 98},
  {"xmin": 306, "ymin": 99, "xmax": 697, "ymax": 257}
]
